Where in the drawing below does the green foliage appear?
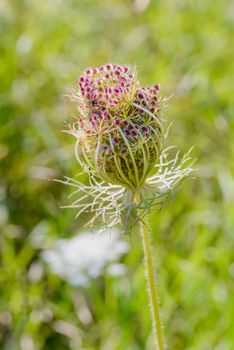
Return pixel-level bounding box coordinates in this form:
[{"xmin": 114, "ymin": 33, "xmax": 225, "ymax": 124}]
[{"xmin": 0, "ymin": 0, "xmax": 233, "ymax": 349}]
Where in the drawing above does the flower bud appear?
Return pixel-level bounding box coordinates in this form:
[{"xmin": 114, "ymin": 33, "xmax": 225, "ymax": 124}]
[{"xmin": 71, "ymin": 64, "xmax": 164, "ymax": 190}]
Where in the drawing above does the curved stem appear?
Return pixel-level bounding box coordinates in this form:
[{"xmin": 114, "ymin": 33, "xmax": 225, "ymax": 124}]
[{"xmin": 138, "ymin": 210, "xmax": 164, "ymax": 350}]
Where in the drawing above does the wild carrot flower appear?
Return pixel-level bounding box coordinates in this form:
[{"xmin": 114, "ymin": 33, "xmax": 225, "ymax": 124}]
[
  {"xmin": 42, "ymin": 228, "xmax": 129, "ymax": 287},
  {"xmin": 64, "ymin": 63, "xmax": 193, "ymax": 230},
  {"xmin": 61, "ymin": 63, "xmax": 194, "ymax": 350}
]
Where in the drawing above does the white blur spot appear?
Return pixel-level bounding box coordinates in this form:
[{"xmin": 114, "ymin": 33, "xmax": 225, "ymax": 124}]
[
  {"xmin": 212, "ymin": 283, "xmax": 228, "ymax": 303},
  {"xmin": 107, "ymin": 263, "xmax": 127, "ymax": 276},
  {"xmin": 11, "ymin": 79, "xmax": 29, "ymax": 104},
  {"xmin": 28, "ymin": 262, "xmax": 43, "ymax": 282},
  {"xmin": 41, "ymin": 228, "xmax": 129, "ymax": 287},
  {"xmin": 133, "ymin": 0, "xmax": 151, "ymax": 13},
  {"xmin": 20, "ymin": 334, "xmax": 34, "ymax": 350},
  {"xmin": 0, "ymin": 204, "xmax": 8, "ymax": 226},
  {"xmin": 16, "ymin": 35, "xmax": 33, "ymax": 54}
]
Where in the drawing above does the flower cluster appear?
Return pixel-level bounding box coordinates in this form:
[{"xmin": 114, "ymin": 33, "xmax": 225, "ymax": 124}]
[
  {"xmin": 42, "ymin": 228, "xmax": 129, "ymax": 287},
  {"xmin": 135, "ymin": 84, "xmax": 160, "ymax": 115},
  {"xmin": 63, "ymin": 63, "xmax": 194, "ymax": 230},
  {"xmin": 70, "ymin": 63, "xmax": 164, "ymax": 190},
  {"xmin": 77, "ymin": 63, "xmax": 137, "ymax": 117}
]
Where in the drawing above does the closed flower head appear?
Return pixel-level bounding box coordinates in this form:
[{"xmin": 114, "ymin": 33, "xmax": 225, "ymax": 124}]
[
  {"xmin": 70, "ymin": 64, "xmax": 164, "ymax": 190},
  {"xmin": 64, "ymin": 63, "xmax": 194, "ymax": 229}
]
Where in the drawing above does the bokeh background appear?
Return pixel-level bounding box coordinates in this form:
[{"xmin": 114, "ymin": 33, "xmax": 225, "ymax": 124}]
[{"xmin": 1, "ymin": 0, "xmax": 234, "ymax": 349}]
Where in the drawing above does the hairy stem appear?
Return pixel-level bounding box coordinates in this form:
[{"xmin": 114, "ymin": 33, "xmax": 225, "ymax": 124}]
[{"xmin": 138, "ymin": 210, "xmax": 164, "ymax": 350}]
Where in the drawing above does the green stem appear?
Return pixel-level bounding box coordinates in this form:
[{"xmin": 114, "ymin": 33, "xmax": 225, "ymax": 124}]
[{"xmin": 138, "ymin": 210, "xmax": 164, "ymax": 350}]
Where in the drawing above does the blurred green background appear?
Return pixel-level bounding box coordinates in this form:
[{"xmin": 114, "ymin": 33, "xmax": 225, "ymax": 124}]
[{"xmin": 1, "ymin": 0, "xmax": 234, "ymax": 349}]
